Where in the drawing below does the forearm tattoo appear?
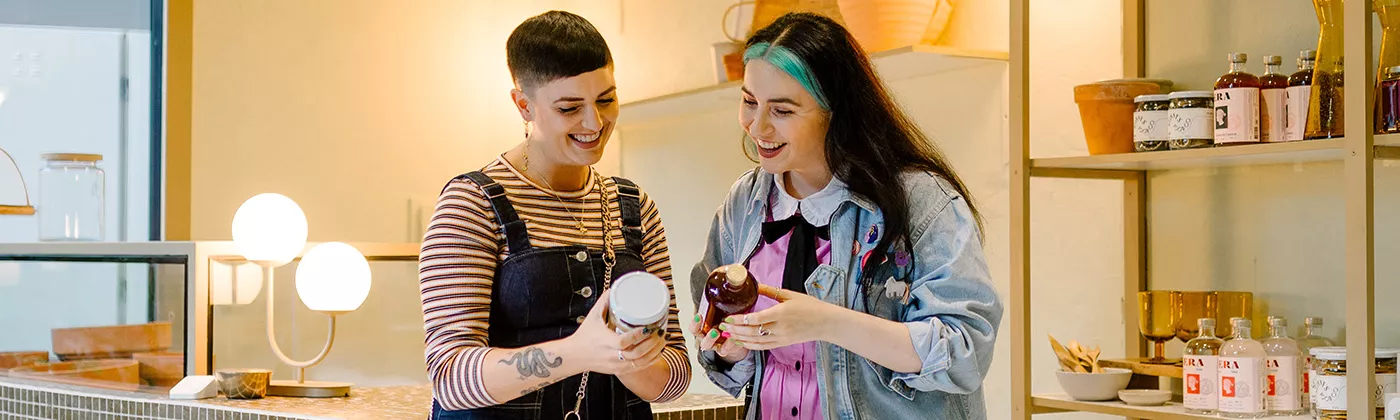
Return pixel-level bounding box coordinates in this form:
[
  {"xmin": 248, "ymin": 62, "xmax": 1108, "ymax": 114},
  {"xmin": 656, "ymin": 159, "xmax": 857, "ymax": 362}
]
[{"xmin": 499, "ymin": 347, "xmax": 564, "ymax": 380}]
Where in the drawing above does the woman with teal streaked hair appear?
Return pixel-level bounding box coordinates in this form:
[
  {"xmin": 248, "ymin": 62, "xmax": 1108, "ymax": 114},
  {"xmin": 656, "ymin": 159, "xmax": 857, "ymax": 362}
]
[{"xmin": 688, "ymin": 12, "xmax": 1003, "ymax": 420}]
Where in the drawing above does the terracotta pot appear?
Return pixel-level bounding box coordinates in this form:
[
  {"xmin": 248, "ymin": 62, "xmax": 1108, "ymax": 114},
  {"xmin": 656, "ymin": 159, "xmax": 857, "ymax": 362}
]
[
  {"xmin": 51, "ymin": 322, "xmax": 172, "ymax": 361},
  {"xmin": 133, "ymin": 352, "xmax": 184, "ymax": 387},
  {"xmin": 1073, "ymin": 81, "xmax": 1164, "ymax": 155},
  {"xmin": 9, "ymin": 359, "xmax": 140, "ymax": 391},
  {"xmin": 0, "ymin": 351, "xmax": 49, "ymax": 369},
  {"xmin": 837, "ymin": 0, "xmax": 954, "ymax": 53}
]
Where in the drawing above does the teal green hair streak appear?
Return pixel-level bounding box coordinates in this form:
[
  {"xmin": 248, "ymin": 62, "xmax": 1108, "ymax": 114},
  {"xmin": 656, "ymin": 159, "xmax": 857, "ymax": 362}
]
[{"xmin": 743, "ymin": 42, "xmax": 830, "ymax": 110}]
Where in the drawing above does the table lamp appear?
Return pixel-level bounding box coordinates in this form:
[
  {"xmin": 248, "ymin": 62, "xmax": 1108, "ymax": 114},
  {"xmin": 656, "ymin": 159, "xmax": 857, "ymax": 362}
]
[{"xmin": 231, "ymin": 193, "xmax": 372, "ymax": 397}]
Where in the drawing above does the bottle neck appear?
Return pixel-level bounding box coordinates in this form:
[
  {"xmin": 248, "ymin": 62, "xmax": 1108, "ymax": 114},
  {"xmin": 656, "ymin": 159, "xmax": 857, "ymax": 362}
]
[
  {"xmin": 1265, "ymin": 63, "xmax": 1281, "ymax": 75},
  {"xmin": 1303, "ymin": 324, "xmax": 1319, "ymax": 337},
  {"xmin": 1269, "ymin": 324, "xmax": 1288, "ymax": 339},
  {"xmin": 1233, "ymin": 326, "xmax": 1252, "ymax": 340},
  {"xmin": 1230, "ymin": 61, "xmax": 1248, "ymax": 74},
  {"xmin": 1199, "ymin": 326, "xmax": 1217, "ymax": 339},
  {"xmin": 1300, "ymin": 60, "xmax": 1315, "ymax": 72}
]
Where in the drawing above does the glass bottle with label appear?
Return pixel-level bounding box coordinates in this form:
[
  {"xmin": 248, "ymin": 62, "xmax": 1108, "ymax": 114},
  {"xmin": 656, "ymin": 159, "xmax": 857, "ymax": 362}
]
[
  {"xmin": 1219, "ymin": 317, "xmax": 1267, "ymax": 418},
  {"xmin": 1185, "ymin": 318, "xmax": 1225, "ymax": 415},
  {"xmin": 1297, "ymin": 317, "xmax": 1335, "ymax": 415},
  {"xmin": 1214, "ymin": 53, "xmax": 1263, "ymax": 146},
  {"xmin": 1262, "ymin": 316, "xmax": 1306, "ymax": 416},
  {"xmin": 1261, "ymin": 55, "xmax": 1289, "ymax": 143},
  {"xmin": 1285, "ymin": 50, "xmax": 1318, "ymax": 142}
]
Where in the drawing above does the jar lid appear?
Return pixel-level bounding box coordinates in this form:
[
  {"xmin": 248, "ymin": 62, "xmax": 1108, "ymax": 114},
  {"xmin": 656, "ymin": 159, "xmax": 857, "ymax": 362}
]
[
  {"xmin": 1168, "ymin": 91, "xmax": 1212, "ymax": 99},
  {"xmin": 1312, "ymin": 346, "xmax": 1347, "ymax": 360},
  {"xmin": 1388, "ymin": 66, "xmax": 1400, "ymax": 75},
  {"xmin": 1134, "ymin": 94, "xmax": 1170, "ymax": 103},
  {"xmin": 41, "ymin": 153, "xmax": 102, "ymax": 162},
  {"xmin": 609, "ymin": 271, "xmax": 670, "ymax": 326}
]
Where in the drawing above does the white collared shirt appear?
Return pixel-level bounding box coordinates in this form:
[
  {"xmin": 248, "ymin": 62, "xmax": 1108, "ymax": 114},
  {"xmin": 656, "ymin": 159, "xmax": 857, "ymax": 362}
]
[{"xmin": 770, "ymin": 173, "xmax": 849, "ymax": 227}]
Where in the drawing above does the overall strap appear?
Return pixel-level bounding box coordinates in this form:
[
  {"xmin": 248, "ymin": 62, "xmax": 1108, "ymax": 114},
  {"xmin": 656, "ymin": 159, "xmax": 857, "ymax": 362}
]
[
  {"xmin": 611, "ymin": 177, "xmax": 645, "ymax": 254},
  {"xmin": 458, "ymin": 171, "xmax": 532, "ymax": 254}
]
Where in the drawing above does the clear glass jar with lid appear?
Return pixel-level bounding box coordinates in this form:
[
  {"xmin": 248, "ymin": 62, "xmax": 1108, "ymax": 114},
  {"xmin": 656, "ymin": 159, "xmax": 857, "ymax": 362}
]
[{"xmin": 38, "ymin": 153, "xmax": 105, "ymax": 241}]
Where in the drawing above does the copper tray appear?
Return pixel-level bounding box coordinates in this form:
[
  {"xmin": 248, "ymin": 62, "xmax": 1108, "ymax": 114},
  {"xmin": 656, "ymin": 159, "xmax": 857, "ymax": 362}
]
[
  {"xmin": 133, "ymin": 352, "xmax": 184, "ymax": 387},
  {"xmin": 0, "ymin": 351, "xmax": 49, "ymax": 369},
  {"xmin": 51, "ymin": 322, "xmax": 172, "ymax": 360},
  {"xmin": 9, "ymin": 359, "xmax": 140, "ymax": 391}
]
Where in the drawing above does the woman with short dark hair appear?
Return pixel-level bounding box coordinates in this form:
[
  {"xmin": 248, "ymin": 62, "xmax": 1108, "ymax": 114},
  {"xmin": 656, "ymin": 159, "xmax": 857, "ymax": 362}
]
[{"xmin": 419, "ymin": 10, "xmax": 689, "ymax": 420}]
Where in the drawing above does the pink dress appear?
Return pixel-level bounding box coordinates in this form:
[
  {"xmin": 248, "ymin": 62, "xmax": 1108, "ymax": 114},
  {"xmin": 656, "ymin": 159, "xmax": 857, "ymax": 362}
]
[{"xmin": 744, "ymin": 175, "xmax": 845, "ymax": 420}]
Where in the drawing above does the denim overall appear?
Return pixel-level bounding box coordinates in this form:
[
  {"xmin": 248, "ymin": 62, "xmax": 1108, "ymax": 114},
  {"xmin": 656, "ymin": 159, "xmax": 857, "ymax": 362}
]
[{"xmin": 431, "ymin": 171, "xmax": 653, "ymax": 420}]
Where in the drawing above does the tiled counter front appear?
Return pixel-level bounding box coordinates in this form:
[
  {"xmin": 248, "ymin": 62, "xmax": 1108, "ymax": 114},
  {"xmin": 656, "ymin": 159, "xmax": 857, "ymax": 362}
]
[{"xmin": 0, "ymin": 377, "xmax": 745, "ymax": 420}]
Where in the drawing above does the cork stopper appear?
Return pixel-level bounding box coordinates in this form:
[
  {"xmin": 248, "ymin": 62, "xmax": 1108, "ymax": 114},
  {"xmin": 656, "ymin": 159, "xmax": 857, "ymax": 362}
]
[
  {"xmin": 1229, "ymin": 52, "xmax": 1248, "ymax": 63},
  {"xmin": 1265, "ymin": 55, "xmax": 1282, "ymax": 66},
  {"xmin": 724, "ymin": 265, "xmax": 748, "ymax": 287}
]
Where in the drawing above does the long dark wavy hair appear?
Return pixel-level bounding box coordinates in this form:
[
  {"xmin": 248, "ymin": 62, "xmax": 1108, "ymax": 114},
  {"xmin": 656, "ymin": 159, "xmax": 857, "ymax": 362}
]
[{"xmin": 745, "ymin": 12, "xmax": 983, "ymax": 260}]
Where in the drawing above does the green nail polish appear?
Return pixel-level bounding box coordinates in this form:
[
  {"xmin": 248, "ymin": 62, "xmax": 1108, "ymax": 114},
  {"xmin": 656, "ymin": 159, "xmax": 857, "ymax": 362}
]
[
  {"xmin": 694, "ymin": 314, "xmax": 701, "ymax": 323},
  {"xmin": 725, "ymin": 316, "xmax": 736, "ymax": 324},
  {"xmin": 708, "ymin": 330, "xmax": 719, "ymax": 338},
  {"xmin": 718, "ymin": 324, "xmax": 728, "ymax": 331}
]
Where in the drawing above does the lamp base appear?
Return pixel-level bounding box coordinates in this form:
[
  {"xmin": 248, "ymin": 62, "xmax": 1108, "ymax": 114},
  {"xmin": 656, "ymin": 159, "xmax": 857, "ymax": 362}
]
[{"xmin": 267, "ymin": 380, "xmax": 352, "ymax": 398}]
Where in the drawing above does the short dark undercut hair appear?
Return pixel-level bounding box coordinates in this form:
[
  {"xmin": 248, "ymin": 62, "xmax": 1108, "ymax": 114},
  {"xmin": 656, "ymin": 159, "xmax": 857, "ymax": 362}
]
[{"xmin": 506, "ymin": 10, "xmax": 613, "ymax": 93}]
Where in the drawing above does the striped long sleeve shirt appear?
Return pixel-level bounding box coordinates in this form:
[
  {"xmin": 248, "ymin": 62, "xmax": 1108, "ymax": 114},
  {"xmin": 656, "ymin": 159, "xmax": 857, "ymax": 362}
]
[{"xmin": 419, "ymin": 157, "xmax": 690, "ymax": 410}]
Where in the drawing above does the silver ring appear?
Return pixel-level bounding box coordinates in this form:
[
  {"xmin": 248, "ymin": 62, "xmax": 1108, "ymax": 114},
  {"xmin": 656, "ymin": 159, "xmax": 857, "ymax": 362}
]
[
  {"xmin": 743, "ymin": 314, "xmax": 751, "ymax": 324},
  {"xmin": 618, "ymin": 351, "xmax": 625, "ymax": 361},
  {"xmin": 760, "ymin": 327, "xmax": 771, "ymax": 336}
]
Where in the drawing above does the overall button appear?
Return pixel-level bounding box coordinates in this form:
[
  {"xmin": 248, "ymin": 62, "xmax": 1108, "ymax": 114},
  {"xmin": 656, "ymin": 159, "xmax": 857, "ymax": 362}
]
[
  {"xmin": 576, "ymin": 316, "xmax": 586, "ymax": 325},
  {"xmin": 574, "ymin": 251, "xmax": 588, "ymax": 262},
  {"xmin": 579, "ymin": 286, "xmax": 594, "ymax": 298}
]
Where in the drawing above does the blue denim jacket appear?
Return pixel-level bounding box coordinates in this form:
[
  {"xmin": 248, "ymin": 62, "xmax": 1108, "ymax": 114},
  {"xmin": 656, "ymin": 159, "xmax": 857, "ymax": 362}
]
[{"xmin": 690, "ymin": 168, "xmax": 1003, "ymax": 420}]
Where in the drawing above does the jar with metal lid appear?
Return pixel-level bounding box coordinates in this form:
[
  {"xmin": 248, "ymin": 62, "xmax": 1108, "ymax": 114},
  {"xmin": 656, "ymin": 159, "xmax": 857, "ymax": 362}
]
[
  {"xmin": 1134, "ymin": 94, "xmax": 1171, "ymax": 152},
  {"xmin": 1377, "ymin": 349, "xmax": 1398, "ymax": 418},
  {"xmin": 37, "ymin": 153, "xmax": 105, "ymax": 241},
  {"xmin": 1376, "ymin": 66, "xmax": 1400, "ymax": 134},
  {"xmin": 1312, "ymin": 347, "xmax": 1397, "ymax": 419},
  {"xmin": 605, "ymin": 271, "xmax": 670, "ymax": 335},
  {"xmin": 1167, "ymin": 91, "xmax": 1215, "ymax": 150},
  {"xmin": 1314, "ymin": 347, "xmax": 1348, "ymax": 419}
]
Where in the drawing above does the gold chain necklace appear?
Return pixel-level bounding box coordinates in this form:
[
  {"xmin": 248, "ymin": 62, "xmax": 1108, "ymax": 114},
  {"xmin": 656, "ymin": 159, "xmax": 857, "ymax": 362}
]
[{"xmin": 524, "ymin": 148, "xmax": 591, "ymax": 235}]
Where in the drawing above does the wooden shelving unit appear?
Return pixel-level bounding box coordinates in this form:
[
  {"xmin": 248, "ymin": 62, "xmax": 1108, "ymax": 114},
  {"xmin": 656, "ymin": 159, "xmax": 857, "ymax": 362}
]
[
  {"xmin": 1032, "ymin": 394, "xmax": 1311, "ymax": 420},
  {"xmin": 619, "ymin": 44, "xmax": 1008, "ymax": 125},
  {"xmin": 1010, "ymin": 0, "xmax": 1384, "ymax": 419}
]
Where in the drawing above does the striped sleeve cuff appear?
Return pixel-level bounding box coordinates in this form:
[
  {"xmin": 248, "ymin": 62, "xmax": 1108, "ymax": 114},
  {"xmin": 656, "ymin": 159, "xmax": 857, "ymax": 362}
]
[
  {"xmin": 651, "ymin": 346, "xmax": 692, "ymax": 403},
  {"xmin": 434, "ymin": 347, "xmax": 500, "ymax": 410}
]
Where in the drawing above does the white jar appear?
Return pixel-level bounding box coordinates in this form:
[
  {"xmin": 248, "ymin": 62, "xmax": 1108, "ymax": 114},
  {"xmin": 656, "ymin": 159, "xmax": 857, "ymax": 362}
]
[
  {"xmin": 38, "ymin": 153, "xmax": 105, "ymax": 241},
  {"xmin": 607, "ymin": 271, "xmax": 670, "ymax": 335}
]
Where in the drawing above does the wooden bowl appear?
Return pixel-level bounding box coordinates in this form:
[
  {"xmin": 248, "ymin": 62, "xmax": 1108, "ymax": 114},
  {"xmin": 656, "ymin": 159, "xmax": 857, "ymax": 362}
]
[
  {"xmin": 0, "ymin": 351, "xmax": 49, "ymax": 369},
  {"xmin": 51, "ymin": 322, "xmax": 172, "ymax": 360},
  {"xmin": 9, "ymin": 359, "xmax": 140, "ymax": 391},
  {"xmin": 133, "ymin": 352, "xmax": 184, "ymax": 387}
]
